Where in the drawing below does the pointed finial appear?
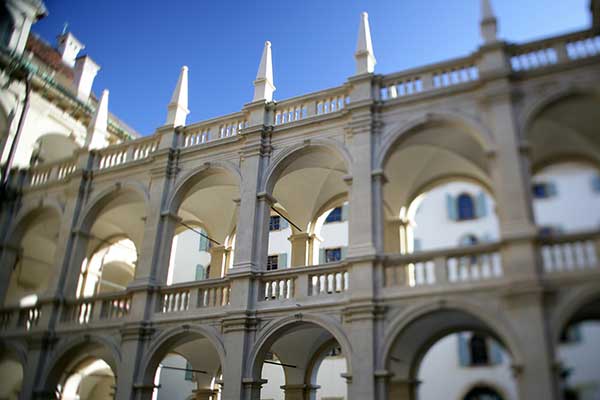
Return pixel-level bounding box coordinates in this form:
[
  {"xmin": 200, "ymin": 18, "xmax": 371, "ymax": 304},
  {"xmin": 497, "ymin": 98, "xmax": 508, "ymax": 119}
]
[
  {"xmin": 355, "ymin": 12, "xmax": 376, "ymax": 75},
  {"xmin": 86, "ymin": 89, "xmax": 109, "ymax": 149},
  {"xmin": 253, "ymin": 41, "xmax": 275, "ymax": 102},
  {"xmin": 61, "ymin": 22, "xmax": 69, "ymax": 35},
  {"xmin": 480, "ymin": 0, "xmax": 498, "ymax": 44},
  {"xmin": 166, "ymin": 66, "xmax": 190, "ymax": 127}
]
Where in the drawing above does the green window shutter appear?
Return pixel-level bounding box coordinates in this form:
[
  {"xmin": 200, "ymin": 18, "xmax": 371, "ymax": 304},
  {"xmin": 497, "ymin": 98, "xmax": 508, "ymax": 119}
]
[
  {"xmin": 341, "ymin": 204, "xmax": 349, "ymax": 221},
  {"xmin": 446, "ymin": 194, "xmax": 457, "ymax": 221},
  {"xmin": 475, "ymin": 192, "xmax": 487, "ymax": 218},
  {"xmin": 489, "ymin": 340, "xmax": 503, "ymax": 364},
  {"xmin": 458, "ymin": 333, "xmax": 471, "ymax": 366},
  {"xmin": 185, "ymin": 361, "xmax": 193, "ymax": 381},
  {"xmin": 319, "ymin": 248, "xmax": 326, "ymax": 264},
  {"xmin": 340, "ymin": 246, "xmax": 348, "ymax": 260},
  {"xmin": 547, "ymin": 182, "xmax": 558, "ymax": 196},
  {"xmin": 195, "ymin": 264, "xmax": 205, "ymax": 281},
  {"xmin": 198, "ymin": 232, "xmax": 209, "ymax": 252},
  {"xmin": 279, "ymin": 253, "xmax": 288, "ymax": 268}
]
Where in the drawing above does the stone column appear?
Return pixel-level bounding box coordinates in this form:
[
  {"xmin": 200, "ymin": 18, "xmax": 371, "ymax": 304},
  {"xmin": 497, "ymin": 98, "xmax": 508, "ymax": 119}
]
[
  {"xmin": 0, "ymin": 244, "xmax": 19, "ymax": 303},
  {"xmin": 387, "ymin": 378, "xmax": 418, "ymax": 399},
  {"xmin": 232, "ymin": 125, "xmax": 271, "ymax": 271},
  {"xmin": 505, "ymin": 293, "xmax": 560, "ymax": 400},
  {"xmin": 20, "ymin": 335, "xmax": 53, "ymax": 400},
  {"xmin": 478, "ymin": 46, "xmax": 540, "ymax": 282},
  {"xmin": 281, "ymin": 384, "xmax": 320, "ymax": 400},
  {"xmin": 115, "ymin": 323, "xmax": 154, "ymax": 400},
  {"xmin": 209, "ymin": 245, "xmax": 227, "ymax": 278},
  {"xmin": 43, "ymin": 150, "xmax": 95, "ymax": 301},
  {"xmin": 288, "ymin": 232, "xmax": 309, "ymax": 267},
  {"xmin": 192, "ymin": 388, "xmax": 218, "ymax": 400},
  {"xmin": 242, "ymin": 378, "xmax": 267, "ymax": 400}
]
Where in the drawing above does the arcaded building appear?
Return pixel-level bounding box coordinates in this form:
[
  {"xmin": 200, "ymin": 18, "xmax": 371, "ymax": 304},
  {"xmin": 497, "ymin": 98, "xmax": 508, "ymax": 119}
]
[{"xmin": 1, "ymin": 0, "xmax": 600, "ymax": 399}]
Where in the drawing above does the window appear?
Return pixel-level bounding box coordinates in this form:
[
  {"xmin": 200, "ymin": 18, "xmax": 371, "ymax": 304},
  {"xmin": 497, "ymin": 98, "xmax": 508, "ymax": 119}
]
[
  {"xmin": 195, "ymin": 264, "xmax": 205, "ymax": 281},
  {"xmin": 457, "ymin": 193, "xmax": 475, "ymax": 220},
  {"xmin": 198, "ymin": 232, "xmax": 210, "ymax": 252},
  {"xmin": 463, "ymin": 386, "xmax": 503, "ymax": 400},
  {"xmin": 325, "ymin": 207, "xmax": 342, "ymax": 223},
  {"xmin": 267, "ymin": 255, "xmax": 279, "ymax": 270},
  {"xmin": 592, "ymin": 175, "xmax": 600, "ymax": 193},
  {"xmin": 458, "ymin": 333, "xmax": 502, "ymax": 367},
  {"xmin": 184, "ymin": 361, "xmax": 193, "ymax": 381},
  {"xmin": 532, "ymin": 182, "xmax": 557, "ymax": 199},
  {"xmin": 560, "ymin": 324, "xmax": 582, "ymax": 344},
  {"xmin": 469, "ymin": 334, "xmax": 489, "ymax": 365},
  {"xmin": 269, "ymin": 215, "xmax": 288, "ymax": 231},
  {"xmin": 269, "ymin": 215, "xmax": 280, "ymax": 231},
  {"xmin": 459, "ymin": 234, "xmax": 478, "ymax": 246},
  {"xmin": 325, "ymin": 248, "xmax": 342, "ymax": 263}
]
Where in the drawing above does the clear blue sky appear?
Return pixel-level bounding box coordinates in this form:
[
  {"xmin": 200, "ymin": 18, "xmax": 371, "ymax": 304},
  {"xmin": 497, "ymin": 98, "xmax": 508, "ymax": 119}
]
[{"xmin": 35, "ymin": 0, "xmax": 590, "ymax": 135}]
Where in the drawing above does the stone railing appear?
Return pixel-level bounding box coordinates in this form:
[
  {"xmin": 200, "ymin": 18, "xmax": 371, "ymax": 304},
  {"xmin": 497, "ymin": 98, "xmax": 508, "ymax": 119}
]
[
  {"xmin": 60, "ymin": 293, "xmax": 132, "ymax": 326},
  {"xmin": 509, "ymin": 29, "xmax": 600, "ymax": 72},
  {"xmin": 384, "ymin": 242, "xmax": 502, "ymax": 288},
  {"xmin": 259, "ymin": 262, "xmax": 350, "ymax": 302},
  {"xmin": 181, "ymin": 112, "xmax": 247, "ymax": 149},
  {"xmin": 96, "ymin": 135, "xmax": 160, "ymax": 170},
  {"xmin": 273, "ymin": 85, "xmax": 350, "ymax": 126},
  {"xmin": 156, "ymin": 279, "xmax": 231, "ymax": 314},
  {"xmin": 539, "ymin": 231, "xmax": 599, "ymax": 274},
  {"xmin": 379, "ymin": 55, "xmax": 479, "ymax": 101},
  {"xmin": 0, "ymin": 303, "xmax": 42, "ymax": 332},
  {"xmin": 28, "ymin": 156, "xmax": 78, "ymax": 187}
]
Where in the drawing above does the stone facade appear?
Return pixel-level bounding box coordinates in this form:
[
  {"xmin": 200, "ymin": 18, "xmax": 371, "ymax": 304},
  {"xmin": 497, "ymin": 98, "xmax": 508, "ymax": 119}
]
[{"xmin": 1, "ymin": 1, "xmax": 600, "ymax": 399}]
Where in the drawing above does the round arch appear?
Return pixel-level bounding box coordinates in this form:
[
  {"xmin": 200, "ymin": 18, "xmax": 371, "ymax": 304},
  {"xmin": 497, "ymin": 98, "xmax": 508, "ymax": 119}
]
[
  {"xmin": 76, "ymin": 181, "xmax": 150, "ymax": 235},
  {"xmin": 379, "ymin": 298, "xmax": 524, "ymax": 372},
  {"xmin": 551, "ymin": 284, "xmax": 600, "ymax": 346},
  {"xmin": 166, "ymin": 161, "xmax": 242, "ymax": 216},
  {"xmin": 247, "ymin": 313, "xmax": 353, "ymax": 382},
  {"xmin": 459, "ymin": 382, "xmax": 508, "ymax": 400},
  {"xmin": 521, "ymin": 86, "xmax": 600, "ymax": 139},
  {"xmin": 5, "ymin": 200, "xmax": 63, "ymax": 248},
  {"xmin": 262, "ymin": 139, "xmax": 353, "ymax": 195},
  {"xmin": 138, "ymin": 324, "xmax": 226, "ymax": 385},
  {"xmin": 531, "ymin": 154, "xmax": 600, "ymax": 176},
  {"xmin": 376, "ymin": 111, "xmax": 496, "ymax": 171},
  {"xmin": 40, "ymin": 334, "xmax": 121, "ymax": 394}
]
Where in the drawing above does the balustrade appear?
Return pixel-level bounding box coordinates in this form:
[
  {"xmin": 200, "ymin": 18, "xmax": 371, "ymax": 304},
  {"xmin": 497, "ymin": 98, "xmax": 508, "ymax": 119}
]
[
  {"xmin": 156, "ymin": 280, "xmax": 231, "ymax": 314},
  {"xmin": 60, "ymin": 294, "xmax": 131, "ymax": 326},
  {"xmin": 384, "ymin": 243, "xmax": 503, "ymax": 288},
  {"xmin": 540, "ymin": 232, "xmax": 599, "ymax": 273},
  {"xmin": 96, "ymin": 135, "xmax": 159, "ymax": 170}
]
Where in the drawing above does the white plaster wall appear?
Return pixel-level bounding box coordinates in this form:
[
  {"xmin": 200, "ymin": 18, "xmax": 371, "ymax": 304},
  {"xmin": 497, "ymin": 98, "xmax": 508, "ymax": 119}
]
[
  {"xmin": 532, "ymin": 163, "xmax": 600, "ymax": 232},
  {"xmin": 557, "ymin": 322, "xmax": 600, "ymax": 398},
  {"xmin": 260, "ymin": 363, "xmax": 285, "ymax": 400},
  {"xmin": 418, "ymin": 335, "xmax": 517, "ymax": 400},
  {"xmin": 154, "ymin": 354, "xmax": 196, "ymax": 400},
  {"xmin": 0, "ymin": 85, "xmax": 87, "ymax": 167},
  {"xmin": 412, "ymin": 182, "xmax": 500, "ymax": 251},
  {"xmin": 169, "ymin": 229, "xmax": 211, "ymax": 284},
  {"xmin": 267, "ymin": 226, "xmax": 292, "ymax": 268}
]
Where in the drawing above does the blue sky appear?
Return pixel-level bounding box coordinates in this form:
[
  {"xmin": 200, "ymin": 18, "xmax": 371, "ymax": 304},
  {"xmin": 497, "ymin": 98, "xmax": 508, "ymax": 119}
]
[{"xmin": 35, "ymin": 0, "xmax": 590, "ymax": 135}]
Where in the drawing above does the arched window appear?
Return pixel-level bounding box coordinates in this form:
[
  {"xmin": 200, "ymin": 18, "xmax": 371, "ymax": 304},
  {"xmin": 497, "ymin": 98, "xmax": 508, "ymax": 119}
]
[
  {"xmin": 469, "ymin": 333, "xmax": 489, "ymax": 365},
  {"xmin": 457, "ymin": 193, "xmax": 475, "ymax": 220},
  {"xmin": 464, "ymin": 386, "xmax": 503, "ymax": 400}
]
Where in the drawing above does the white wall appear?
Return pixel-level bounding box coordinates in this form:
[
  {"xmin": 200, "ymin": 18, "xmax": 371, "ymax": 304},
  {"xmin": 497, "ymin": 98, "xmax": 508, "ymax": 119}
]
[
  {"xmin": 532, "ymin": 163, "xmax": 600, "ymax": 232},
  {"xmin": 418, "ymin": 334, "xmax": 517, "ymax": 400}
]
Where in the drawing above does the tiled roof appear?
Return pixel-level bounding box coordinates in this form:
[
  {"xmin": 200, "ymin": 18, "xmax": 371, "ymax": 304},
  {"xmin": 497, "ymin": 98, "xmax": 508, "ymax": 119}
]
[{"xmin": 25, "ymin": 33, "xmax": 74, "ymax": 80}]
